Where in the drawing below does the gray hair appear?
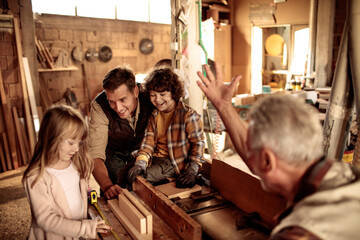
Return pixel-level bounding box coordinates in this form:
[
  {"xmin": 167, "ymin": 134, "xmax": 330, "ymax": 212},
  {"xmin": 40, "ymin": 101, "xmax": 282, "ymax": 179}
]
[{"xmin": 248, "ymin": 94, "xmax": 324, "ymax": 166}]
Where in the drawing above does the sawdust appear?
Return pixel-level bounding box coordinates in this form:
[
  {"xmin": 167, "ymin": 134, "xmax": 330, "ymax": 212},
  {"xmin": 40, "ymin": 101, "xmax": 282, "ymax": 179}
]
[{"xmin": 0, "ymin": 167, "xmax": 30, "ymax": 240}]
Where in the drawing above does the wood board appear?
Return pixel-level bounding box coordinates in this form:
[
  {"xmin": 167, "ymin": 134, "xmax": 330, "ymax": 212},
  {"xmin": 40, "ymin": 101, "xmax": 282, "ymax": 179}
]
[
  {"xmin": 1, "ymin": 133, "xmax": 12, "ymax": 170},
  {"xmin": 12, "ymin": 107, "xmax": 28, "ymax": 165},
  {"xmin": 117, "ymin": 193, "xmax": 147, "ymax": 234},
  {"xmin": 210, "ymin": 159, "xmax": 287, "ymax": 227},
  {"xmin": 133, "ymin": 176, "xmax": 202, "ymax": 240},
  {"xmin": 88, "ymin": 197, "xmax": 180, "ymax": 240},
  {"xmin": 0, "ymin": 71, "xmax": 17, "ymax": 169},
  {"xmin": 108, "ymin": 199, "xmax": 152, "ymax": 240},
  {"xmin": 23, "ymin": 57, "xmax": 40, "ymax": 137},
  {"xmin": 122, "ymin": 189, "xmax": 153, "ymax": 235},
  {"xmin": 155, "ymin": 182, "xmax": 202, "ymax": 199}
]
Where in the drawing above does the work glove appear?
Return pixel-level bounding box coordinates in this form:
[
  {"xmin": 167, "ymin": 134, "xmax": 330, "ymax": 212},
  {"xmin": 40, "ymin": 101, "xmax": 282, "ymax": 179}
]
[
  {"xmin": 176, "ymin": 161, "xmax": 199, "ymax": 188},
  {"xmin": 127, "ymin": 160, "xmax": 147, "ymax": 186}
]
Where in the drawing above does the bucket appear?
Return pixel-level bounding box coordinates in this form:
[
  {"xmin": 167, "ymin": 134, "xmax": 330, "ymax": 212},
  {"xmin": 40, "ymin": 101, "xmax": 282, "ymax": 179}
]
[{"xmin": 342, "ymin": 150, "xmax": 354, "ymax": 165}]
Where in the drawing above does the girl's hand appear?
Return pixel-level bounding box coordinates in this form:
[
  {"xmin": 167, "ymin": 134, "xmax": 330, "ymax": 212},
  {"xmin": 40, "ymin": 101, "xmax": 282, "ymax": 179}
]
[{"xmin": 96, "ymin": 219, "xmax": 112, "ymax": 233}]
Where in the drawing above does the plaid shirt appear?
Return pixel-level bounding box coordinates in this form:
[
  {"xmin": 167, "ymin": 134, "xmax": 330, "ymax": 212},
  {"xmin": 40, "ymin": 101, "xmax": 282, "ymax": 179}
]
[{"xmin": 136, "ymin": 100, "xmax": 204, "ymax": 175}]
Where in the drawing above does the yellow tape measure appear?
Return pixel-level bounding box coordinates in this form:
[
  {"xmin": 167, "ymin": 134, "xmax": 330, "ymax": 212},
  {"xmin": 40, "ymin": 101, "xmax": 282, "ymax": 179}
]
[{"xmin": 89, "ymin": 190, "xmax": 121, "ymax": 240}]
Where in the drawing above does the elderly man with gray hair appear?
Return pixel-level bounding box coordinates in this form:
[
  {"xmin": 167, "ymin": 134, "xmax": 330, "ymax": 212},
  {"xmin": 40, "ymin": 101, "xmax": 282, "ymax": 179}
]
[{"xmin": 197, "ymin": 62, "xmax": 360, "ymax": 240}]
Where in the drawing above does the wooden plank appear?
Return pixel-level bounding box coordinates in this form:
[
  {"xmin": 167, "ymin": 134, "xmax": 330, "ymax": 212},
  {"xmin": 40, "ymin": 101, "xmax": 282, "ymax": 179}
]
[
  {"xmin": 37, "ymin": 39, "xmax": 54, "ymax": 69},
  {"xmin": 210, "ymin": 159, "xmax": 287, "ymax": 227},
  {"xmin": 122, "ymin": 189, "xmax": 153, "ymax": 235},
  {"xmin": 118, "ymin": 193, "xmax": 147, "ymax": 234},
  {"xmin": 155, "ymin": 182, "xmax": 202, "ymax": 199},
  {"xmin": 89, "ymin": 197, "xmax": 180, "ymax": 240},
  {"xmin": 133, "ymin": 176, "xmax": 202, "ymax": 240},
  {"xmin": 108, "ymin": 199, "xmax": 152, "ymax": 240},
  {"xmin": 13, "ymin": 18, "xmax": 36, "ymax": 152},
  {"xmin": 0, "ymin": 71, "xmax": 18, "ymax": 169},
  {"xmin": 19, "ymin": 116, "xmax": 31, "ymax": 160},
  {"xmin": 88, "ymin": 199, "xmax": 132, "ymax": 240},
  {"xmin": 0, "ymin": 139, "xmax": 7, "ymax": 172},
  {"xmin": 12, "ymin": 107, "xmax": 28, "ymax": 165},
  {"xmin": 1, "ymin": 133, "xmax": 12, "ymax": 170},
  {"xmin": 38, "ymin": 74, "xmax": 53, "ymax": 111},
  {"xmin": 23, "ymin": 57, "xmax": 40, "ymax": 137}
]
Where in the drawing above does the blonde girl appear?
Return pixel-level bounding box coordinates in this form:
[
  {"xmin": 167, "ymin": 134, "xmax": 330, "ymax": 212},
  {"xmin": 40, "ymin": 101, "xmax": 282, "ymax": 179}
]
[{"xmin": 22, "ymin": 105, "xmax": 111, "ymax": 240}]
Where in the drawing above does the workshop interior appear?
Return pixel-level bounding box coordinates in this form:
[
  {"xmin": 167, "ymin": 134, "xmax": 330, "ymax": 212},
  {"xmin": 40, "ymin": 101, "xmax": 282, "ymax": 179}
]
[{"xmin": 0, "ymin": 0, "xmax": 359, "ymax": 239}]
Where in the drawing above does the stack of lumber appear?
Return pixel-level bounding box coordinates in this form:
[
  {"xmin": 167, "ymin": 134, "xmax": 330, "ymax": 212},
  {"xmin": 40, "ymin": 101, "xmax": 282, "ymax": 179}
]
[
  {"xmin": 0, "ymin": 73, "xmax": 31, "ymax": 171},
  {"xmin": 0, "ymin": 16, "xmax": 37, "ymax": 172},
  {"xmin": 35, "ymin": 36, "xmax": 55, "ymax": 69},
  {"xmin": 108, "ymin": 189, "xmax": 153, "ymax": 240}
]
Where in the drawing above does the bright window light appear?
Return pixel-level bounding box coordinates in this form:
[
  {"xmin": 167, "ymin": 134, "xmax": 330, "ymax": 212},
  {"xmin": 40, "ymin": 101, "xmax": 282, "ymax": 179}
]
[
  {"xmin": 251, "ymin": 27, "xmax": 263, "ymax": 94},
  {"xmin": 292, "ymin": 28, "xmax": 310, "ymax": 75},
  {"xmin": 77, "ymin": 0, "xmax": 115, "ymax": 19},
  {"xmin": 116, "ymin": 0, "xmax": 149, "ymax": 22},
  {"xmin": 32, "ymin": 0, "xmax": 75, "ymax": 16},
  {"xmin": 149, "ymin": 0, "xmax": 171, "ymax": 24},
  {"xmin": 32, "ymin": 0, "xmax": 171, "ymax": 24}
]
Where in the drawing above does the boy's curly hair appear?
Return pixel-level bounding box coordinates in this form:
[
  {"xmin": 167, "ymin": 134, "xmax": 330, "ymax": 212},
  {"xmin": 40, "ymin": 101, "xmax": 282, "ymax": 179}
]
[{"xmin": 144, "ymin": 68, "xmax": 184, "ymax": 102}]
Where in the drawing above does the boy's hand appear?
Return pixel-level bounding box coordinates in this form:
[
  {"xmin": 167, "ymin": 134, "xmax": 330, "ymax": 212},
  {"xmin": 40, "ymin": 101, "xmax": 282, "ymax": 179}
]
[
  {"xmin": 176, "ymin": 161, "xmax": 199, "ymax": 188},
  {"xmin": 176, "ymin": 172, "xmax": 196, "ymax": 188},
  {"xmin": 127, "ymin": 160, "xmax": 147, "ymax": 186}
]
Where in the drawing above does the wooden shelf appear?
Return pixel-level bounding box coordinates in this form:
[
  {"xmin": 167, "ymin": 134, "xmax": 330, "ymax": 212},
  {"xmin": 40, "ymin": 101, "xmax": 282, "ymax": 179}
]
[{"xmin": 38, "ymin": 66, "xmax": 78, "ymax": 72}]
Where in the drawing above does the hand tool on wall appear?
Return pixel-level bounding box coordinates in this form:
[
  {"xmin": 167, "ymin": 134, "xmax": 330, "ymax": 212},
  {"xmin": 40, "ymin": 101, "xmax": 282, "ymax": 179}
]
[{"xmin": 89, "ymin": 190, "xmax": 121, "ymax": 240}]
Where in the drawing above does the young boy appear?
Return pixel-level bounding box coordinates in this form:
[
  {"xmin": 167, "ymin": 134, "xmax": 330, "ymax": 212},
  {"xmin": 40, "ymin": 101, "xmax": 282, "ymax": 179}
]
[{"xmin": 127, "ymin": 67, "xmax": 205, "ymax": 188}]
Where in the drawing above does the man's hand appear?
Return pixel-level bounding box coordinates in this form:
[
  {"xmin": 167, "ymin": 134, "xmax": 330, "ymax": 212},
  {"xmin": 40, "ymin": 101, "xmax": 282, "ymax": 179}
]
[
  {"xmin": 127, "ymin": 160, "xmax": 147, "ymax": 186},
  {"xmin": 196, "ymin": 62, "xmax": 241, "ymax": 110},
  {"xmin": 103, "ymin": 184, "xmax": 122, "ymax": 199},
  {"xmin": 176, "ymin": 172, "xmax": 196, "ymax": 188}
]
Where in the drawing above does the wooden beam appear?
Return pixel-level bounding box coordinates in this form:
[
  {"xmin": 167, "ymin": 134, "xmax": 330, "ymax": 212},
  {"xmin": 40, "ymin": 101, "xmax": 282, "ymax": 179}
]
[
  {"xmin": 0, "ymin": 139, "xmax": 7, "ymax": 172},
  {"xmin": 0, "ymin": 71, "xmax": 18, "ymax": 169},
  {"xmin": 210, "ymin": 159, "xmax": 287, "ymax": 227},
  {"xmin": 23, "ymin": 57, "xmax": 40, "ymax": 137},
  {"xmin": 1, "ymin": 133, "xmax": 12, "ymax": 170},
  {"xmin": 13, "ymin": 17, "xmax": 36, "ymax": 152},
  {"xmin": 122, "ymin": 189, "xmax": 153, "ymax": 235},
  {"xmin": 315, "ymin": 0, "xmax": 335, "ymax": 87},
  {"xmin": 118, "ymin": 193, "xmax": 147, "ymax": 234},
  {"xmin": 108, "ymin": 199, "xmax": 152, "ymax": 240},
  {"xmin": 12, "ymin": 107, "xmax": 28, "ymax": 165},
  {"xmin": 133, "ymin": 176, "xmax": 202, "ymax": 240}
]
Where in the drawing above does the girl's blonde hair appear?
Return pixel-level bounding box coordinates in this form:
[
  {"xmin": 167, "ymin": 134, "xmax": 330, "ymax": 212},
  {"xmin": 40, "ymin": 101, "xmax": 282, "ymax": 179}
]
[{"xmin": 22, "ymin": 104, "xmax": 93, "ymax": 188}]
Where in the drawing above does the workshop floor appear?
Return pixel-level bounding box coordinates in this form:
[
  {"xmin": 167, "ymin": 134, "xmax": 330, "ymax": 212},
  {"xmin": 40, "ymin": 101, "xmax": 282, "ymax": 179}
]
[{"xmin": 0, "ymin": 166, "xmax": 100, "ymax": 240}]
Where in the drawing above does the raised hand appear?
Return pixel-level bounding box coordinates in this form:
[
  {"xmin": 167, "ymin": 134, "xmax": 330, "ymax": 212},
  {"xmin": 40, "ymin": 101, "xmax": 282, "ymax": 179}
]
[{"xmin": 196, "ymin": 62, "xmax": 241, "ymax": 111}]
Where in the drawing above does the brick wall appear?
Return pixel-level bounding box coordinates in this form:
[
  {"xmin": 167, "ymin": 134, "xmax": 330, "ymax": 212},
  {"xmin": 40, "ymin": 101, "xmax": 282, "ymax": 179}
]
[{"xmin": 35, "ymin": 14, "xmax": 171, "ymax": 112}]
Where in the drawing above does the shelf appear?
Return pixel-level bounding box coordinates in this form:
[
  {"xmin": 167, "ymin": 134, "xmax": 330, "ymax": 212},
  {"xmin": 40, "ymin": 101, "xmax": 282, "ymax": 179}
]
[
  {"xmin": 38, "ymin": 66, "xmax": 78, "ymax": 72},
  {"xmin": 263, "ymin": 70, "xmax": 288, "ymax": 75}
]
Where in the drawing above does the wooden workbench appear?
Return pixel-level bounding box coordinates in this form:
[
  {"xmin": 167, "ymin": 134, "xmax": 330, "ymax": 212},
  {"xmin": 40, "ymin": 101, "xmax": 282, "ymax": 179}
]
[{"xmin": 88, "ymin": 197, "xmax": 181, "ymax": 240}]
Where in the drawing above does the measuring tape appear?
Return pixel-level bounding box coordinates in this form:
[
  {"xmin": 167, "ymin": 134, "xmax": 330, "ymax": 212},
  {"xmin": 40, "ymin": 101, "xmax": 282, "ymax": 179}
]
[{"xmin": 89, "ymin": 190, "xmax": 121, "ymax": 240}]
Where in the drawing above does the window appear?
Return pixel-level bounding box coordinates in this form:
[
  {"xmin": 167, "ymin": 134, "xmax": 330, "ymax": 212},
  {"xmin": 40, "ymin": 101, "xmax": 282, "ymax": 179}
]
[{"xmin": 32, "ymin": 0, "xmax": 171, "ymax": 24}]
